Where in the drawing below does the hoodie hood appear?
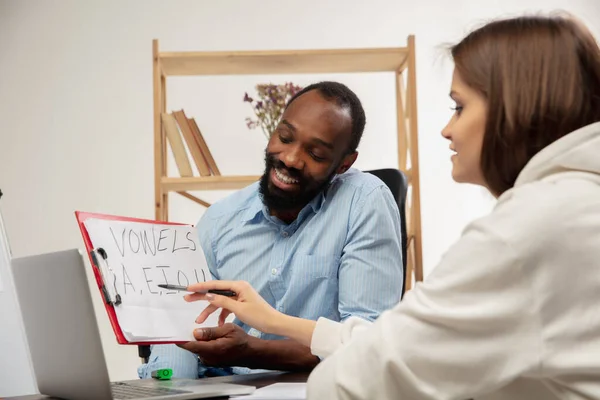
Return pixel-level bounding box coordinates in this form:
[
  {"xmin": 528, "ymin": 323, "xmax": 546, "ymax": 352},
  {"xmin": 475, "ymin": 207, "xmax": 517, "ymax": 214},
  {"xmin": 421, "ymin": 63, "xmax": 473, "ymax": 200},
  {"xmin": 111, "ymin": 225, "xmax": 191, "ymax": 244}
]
[{"xmin": 515, "ymin": 122, "xmax": 600, "ymax": 187}]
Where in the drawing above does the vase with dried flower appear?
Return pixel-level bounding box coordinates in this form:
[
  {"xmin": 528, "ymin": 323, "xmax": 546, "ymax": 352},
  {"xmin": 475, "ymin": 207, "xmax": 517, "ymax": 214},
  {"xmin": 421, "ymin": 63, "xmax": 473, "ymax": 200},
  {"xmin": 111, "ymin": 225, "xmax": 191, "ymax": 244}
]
[{"xmin": 243, "ymin": 82, "xmax": 303, "ymax": 140}]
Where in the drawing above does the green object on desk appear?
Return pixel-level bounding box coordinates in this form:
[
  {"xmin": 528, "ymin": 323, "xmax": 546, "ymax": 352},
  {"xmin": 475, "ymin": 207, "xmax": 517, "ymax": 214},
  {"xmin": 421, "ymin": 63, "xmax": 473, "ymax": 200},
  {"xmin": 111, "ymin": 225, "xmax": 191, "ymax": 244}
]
[{"xmin": 151, "ymin": 368, "xmax": 173, "ymax": 380}]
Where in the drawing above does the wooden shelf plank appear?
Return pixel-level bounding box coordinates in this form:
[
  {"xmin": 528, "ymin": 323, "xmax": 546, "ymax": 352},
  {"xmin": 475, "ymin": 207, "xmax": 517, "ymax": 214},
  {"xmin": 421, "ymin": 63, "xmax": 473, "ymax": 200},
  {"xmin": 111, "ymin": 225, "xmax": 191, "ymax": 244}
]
[
  {"xmin": 176, "ymin": 191, "xmax": 211, "ymax": 208},
  {"xmin": 161, "ymin": 176, "xmax": 260, "ymax": 191},
  {"xmin": 159, "ymin": 48, "xmax": 409, "ymax": 76}
]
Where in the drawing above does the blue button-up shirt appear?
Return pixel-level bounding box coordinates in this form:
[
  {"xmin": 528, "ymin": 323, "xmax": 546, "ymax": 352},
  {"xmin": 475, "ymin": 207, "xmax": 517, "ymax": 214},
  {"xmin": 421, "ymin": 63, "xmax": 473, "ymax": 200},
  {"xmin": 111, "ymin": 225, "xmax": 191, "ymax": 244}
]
[{"xmin": 138, "ymin": 168, "xmax": 403, "ymax": 378}]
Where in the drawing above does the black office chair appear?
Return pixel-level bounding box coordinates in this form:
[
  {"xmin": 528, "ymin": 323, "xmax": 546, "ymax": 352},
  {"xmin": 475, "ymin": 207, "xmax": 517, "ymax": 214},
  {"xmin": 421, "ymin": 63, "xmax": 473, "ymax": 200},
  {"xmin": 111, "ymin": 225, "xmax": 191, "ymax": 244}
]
[{"xmin": 365, "ymin": 168, "xmax": 409, "ymax": 298}]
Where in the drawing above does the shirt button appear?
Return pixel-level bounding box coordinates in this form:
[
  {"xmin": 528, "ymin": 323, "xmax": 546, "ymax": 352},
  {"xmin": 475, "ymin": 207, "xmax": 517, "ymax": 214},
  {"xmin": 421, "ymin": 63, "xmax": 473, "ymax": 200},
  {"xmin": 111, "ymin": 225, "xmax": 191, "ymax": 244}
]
[
  {"xmin": 271, "ymin": 268, "xmax": 277, "ymax": 275},
  {"xmin": 281, "ymin": 231, "xmax": 289, "ymax": 238}
]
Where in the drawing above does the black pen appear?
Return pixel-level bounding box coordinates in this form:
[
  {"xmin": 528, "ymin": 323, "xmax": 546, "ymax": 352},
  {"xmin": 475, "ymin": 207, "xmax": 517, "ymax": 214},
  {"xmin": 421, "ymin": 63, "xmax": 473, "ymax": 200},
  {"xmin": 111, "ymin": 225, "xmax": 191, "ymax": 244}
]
[{"xmin": 157, "ymin": 284, "xmax": 237, "ymax": 297}]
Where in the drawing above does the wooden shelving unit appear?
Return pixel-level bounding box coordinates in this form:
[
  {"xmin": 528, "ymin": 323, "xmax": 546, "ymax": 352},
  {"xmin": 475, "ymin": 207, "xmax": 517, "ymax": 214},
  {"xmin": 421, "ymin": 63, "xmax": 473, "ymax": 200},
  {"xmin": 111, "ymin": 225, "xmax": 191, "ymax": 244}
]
[{"xmin": 153, "ymin": 37, "xmax": 423, "ymax": 290}]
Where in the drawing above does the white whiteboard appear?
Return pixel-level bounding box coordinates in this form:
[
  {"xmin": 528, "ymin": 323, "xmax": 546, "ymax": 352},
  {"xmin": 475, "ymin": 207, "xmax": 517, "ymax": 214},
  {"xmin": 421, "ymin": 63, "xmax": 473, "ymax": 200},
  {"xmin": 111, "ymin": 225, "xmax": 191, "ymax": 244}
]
[{"xmin": 0, "ymin": 200, "xmax": 37, "ymax": 396}]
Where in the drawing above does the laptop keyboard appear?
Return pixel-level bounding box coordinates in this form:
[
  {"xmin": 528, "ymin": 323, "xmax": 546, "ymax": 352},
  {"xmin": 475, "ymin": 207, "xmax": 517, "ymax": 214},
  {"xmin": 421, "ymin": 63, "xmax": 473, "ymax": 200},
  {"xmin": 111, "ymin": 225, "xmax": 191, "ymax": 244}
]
[{"xmin": 111, "ymin": 381, "xmax": 192, "ymax": 399}]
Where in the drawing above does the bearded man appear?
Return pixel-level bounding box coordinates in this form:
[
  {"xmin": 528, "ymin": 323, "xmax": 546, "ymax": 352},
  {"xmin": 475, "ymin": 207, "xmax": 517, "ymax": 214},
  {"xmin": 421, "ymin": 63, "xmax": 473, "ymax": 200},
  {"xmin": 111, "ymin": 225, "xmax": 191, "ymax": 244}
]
[{"xmin": 138, "ymin": 81, "xmax": 403, "ymax": 379}]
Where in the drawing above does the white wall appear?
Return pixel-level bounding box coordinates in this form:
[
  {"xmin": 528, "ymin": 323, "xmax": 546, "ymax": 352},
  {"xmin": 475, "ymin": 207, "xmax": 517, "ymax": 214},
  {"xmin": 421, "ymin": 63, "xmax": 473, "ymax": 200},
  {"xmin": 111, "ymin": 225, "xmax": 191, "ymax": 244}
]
[
  {"xmin": 0, "ymin": 206, "xmax": 37, "ymax": 397},
  {"xmin": 1, "ymin": 0, "xmax": 598, "ymax": 390}
]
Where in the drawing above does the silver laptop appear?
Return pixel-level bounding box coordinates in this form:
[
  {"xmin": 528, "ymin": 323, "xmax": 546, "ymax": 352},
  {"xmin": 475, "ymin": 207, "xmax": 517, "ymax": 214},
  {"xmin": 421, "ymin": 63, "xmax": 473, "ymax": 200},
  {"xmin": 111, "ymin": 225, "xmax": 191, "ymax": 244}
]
[{"xmin": 11, "ymin": 249, "xmax": 255, "ymax": 400}]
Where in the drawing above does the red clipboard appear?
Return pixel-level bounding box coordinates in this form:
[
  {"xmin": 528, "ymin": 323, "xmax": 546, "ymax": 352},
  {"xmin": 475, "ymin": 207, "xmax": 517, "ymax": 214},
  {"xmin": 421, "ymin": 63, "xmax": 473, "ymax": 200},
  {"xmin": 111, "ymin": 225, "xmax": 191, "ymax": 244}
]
[{"xmin": 75, "ymin": 211, "xmax": 189, "ymax": 345}]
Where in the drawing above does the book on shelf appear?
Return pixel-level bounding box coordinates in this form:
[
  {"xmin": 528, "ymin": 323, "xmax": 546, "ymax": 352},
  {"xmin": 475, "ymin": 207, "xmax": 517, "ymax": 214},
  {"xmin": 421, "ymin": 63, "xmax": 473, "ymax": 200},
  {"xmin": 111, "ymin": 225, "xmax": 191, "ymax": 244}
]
[
  {"xmin": 172, "ymin": 109, "xmax": 211, "ymax": 176},
  {"xmin": 187, "ymin": 117, "xmax": 221, "ymax": 176},
  {"xmin": 161, "ymin": 112, "xmax": 193, "ymax": 177}
]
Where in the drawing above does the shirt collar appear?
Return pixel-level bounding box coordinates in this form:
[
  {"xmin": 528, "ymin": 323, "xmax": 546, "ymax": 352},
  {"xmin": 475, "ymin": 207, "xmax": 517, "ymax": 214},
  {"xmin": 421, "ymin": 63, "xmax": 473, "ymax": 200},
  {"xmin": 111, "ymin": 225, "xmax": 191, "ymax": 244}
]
[
  {"xmin": 240, "ymin": 195, "xmax": 264, "ymax": 223},
  {"xmin": 308, "ymin": 188, "xmax": 326, "ymax": 214}
]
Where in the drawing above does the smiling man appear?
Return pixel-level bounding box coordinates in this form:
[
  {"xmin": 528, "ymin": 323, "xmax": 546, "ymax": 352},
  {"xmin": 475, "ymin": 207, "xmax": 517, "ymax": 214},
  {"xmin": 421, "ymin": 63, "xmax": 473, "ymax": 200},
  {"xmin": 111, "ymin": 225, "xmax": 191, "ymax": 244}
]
[{"xmin": 138, "ymin": 81, "xmax": 404, "ymax": 378}]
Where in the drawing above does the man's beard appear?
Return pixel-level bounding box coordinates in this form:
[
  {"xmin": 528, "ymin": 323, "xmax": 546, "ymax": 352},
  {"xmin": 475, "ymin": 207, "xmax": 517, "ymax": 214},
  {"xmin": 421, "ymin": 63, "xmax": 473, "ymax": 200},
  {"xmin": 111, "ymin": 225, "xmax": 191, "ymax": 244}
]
[{"xmin": 259, "ymin": 152, "xmax": 338, "ymax": 213}]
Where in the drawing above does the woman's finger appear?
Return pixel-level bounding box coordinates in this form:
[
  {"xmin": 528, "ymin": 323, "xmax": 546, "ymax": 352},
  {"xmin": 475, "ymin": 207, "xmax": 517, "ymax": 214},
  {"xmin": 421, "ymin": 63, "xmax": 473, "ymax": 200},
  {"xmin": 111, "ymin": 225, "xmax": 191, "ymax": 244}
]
[
  {"xmin": 195, "ymin": 303, "xmax": 219, "ymax": 324},
  {"xmin": 218, "ymin": 309, "xmax": 232, "ymax": 326},
  {"xmin": 184, "ymin": 292, "xmax": 209, "ymax": 302},
  {"xmin": 206, "ymin": 293, "xmax": 240, "ymax": 313}
]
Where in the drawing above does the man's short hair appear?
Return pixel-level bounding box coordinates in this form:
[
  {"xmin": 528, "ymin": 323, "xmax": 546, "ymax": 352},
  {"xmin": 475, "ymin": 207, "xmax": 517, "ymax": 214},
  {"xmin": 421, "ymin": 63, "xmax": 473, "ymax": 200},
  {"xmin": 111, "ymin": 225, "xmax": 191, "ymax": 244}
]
[{"xmin": 286, "ymin": 81, "xmax": 366, "ymax": 154}]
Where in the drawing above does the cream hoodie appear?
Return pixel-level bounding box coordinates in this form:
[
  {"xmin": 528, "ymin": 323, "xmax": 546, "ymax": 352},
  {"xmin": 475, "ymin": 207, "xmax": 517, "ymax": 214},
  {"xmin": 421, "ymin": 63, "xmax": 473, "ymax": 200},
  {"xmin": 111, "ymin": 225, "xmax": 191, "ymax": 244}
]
[{"xmin": 307, "ymin": 122, "xmax": 600, "ymax": 400}]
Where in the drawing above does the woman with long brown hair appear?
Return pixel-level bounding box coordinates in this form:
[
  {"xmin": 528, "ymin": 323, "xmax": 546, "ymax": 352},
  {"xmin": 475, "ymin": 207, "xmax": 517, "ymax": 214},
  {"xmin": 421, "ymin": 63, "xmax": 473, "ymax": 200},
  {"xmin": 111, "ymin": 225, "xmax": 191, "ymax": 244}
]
[{"xmin": 183, "ymin": 14, "xmax": 600, "ymax": 399}]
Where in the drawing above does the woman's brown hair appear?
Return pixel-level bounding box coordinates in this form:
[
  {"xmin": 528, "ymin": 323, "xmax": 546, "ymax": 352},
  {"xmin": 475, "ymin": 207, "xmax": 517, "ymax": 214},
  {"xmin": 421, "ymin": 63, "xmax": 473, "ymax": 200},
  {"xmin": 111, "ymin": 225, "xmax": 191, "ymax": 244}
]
[{"xmin": 451, "ymin": 14, "xmax": 600, "ymax": 196}]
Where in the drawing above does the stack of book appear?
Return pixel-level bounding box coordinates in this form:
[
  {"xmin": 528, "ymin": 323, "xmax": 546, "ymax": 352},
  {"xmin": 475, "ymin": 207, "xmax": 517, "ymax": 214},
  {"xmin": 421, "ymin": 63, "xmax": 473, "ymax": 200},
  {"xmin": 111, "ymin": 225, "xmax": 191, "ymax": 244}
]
[{"xmin": 161, "ymin": 110, "xmax": 220, "ymax": 178}]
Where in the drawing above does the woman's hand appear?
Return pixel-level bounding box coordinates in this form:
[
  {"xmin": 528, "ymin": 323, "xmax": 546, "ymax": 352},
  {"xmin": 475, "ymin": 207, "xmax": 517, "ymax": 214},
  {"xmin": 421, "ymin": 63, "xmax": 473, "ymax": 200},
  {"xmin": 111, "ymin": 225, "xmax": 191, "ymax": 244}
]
[{"xmin": 185, "ymin": 280, "xmax": 284, "ymax": 335}]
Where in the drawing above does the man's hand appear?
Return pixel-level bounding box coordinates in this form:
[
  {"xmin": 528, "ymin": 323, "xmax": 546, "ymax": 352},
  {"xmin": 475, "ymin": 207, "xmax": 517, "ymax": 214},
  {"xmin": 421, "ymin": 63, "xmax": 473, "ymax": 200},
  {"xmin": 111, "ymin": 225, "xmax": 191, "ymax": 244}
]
[
  {"xmin": 178, "ymin": 323, "xmax": 320, "ymax": 371},
  {"xmin": 178, "ymin": 323, "xmax": 254, "ymax": 367}
]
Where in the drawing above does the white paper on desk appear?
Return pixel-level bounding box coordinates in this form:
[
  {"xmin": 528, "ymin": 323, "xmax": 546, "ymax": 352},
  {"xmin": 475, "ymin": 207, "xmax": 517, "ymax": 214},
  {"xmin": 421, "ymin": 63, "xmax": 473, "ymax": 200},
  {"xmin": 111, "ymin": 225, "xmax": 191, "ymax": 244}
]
[
  {"xmin": 233, "ymin": 383, "xmax": 306, "ymax": 399},
  {"xmin": 84, "ymin": 218, "xmax": 219, "ymax": 342}
]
